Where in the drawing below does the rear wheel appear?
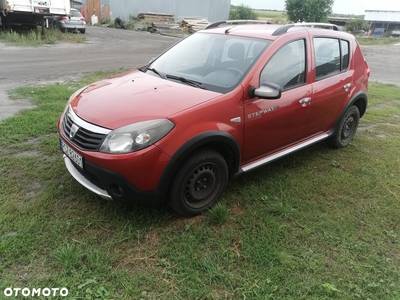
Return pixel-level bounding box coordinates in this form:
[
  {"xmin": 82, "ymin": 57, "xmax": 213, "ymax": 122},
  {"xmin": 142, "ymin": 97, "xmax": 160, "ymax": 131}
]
[
  {"xmin": 328, "ymin": 105, "xmax": 360, "ymax": 148},
  {"xmin": 168, "ymin": 148, "xmax": 228, "ymax": 216}
]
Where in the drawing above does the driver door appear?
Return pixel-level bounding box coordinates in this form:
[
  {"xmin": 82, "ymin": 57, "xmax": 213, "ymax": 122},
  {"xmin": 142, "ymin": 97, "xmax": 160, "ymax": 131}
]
[{"xmin": 243, "ymin": 39, "xmax": 312, "ymax": 163}]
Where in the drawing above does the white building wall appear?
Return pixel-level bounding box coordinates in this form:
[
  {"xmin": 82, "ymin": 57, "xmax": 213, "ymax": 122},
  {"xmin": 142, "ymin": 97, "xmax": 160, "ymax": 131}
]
[{"xmin": 365, "ymin": 10, "xmax": 400, "ymax": 22}]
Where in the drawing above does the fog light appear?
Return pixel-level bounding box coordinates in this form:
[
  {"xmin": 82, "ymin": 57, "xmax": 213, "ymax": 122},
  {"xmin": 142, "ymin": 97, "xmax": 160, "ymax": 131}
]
[{"xmin": 110, "ymin": 184, "xmax": 123, "ymax": 197}]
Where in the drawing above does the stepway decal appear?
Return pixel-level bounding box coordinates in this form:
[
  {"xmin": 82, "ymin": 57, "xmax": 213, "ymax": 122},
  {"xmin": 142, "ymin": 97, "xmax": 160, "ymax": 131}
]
[{"xmin": 248, "ymin": 106, "xmax": 278, "ymax": 119}]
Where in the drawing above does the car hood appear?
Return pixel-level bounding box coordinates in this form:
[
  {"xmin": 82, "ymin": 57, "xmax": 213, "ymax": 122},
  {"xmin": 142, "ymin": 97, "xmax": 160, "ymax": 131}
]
[{"xmin": 70, "ymin": 70, "xmax": 221, "ymax": 129}]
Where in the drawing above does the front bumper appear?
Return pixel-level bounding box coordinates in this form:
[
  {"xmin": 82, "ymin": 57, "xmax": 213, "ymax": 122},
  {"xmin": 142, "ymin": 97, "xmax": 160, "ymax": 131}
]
[
  {"xmin": 63, "ymin": 154, "xmax": 166, "ymax": 205},
  {"xmin": 64, "ymin": 154, "xmax": 111, "ymax": 200}
]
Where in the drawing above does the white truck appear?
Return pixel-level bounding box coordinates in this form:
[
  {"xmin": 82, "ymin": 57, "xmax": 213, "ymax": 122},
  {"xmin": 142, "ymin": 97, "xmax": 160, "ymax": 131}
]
[{"xmin": 0, "ymin": 0, "xmax": 70, "ymax": 30}]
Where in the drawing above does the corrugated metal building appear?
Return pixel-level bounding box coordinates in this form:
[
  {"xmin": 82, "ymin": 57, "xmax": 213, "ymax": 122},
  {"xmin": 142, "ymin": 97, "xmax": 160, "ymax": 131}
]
[
  {"xmin": 365, "ymin": 10, "xmax": 400, "ymax": 35},
  {"xmin": 81, "ymin": 0, "xmax": 231, "ymax": 23},
  {"xmin": 71, "ymin": 0, "xmax": 83, "ymax": 9}
]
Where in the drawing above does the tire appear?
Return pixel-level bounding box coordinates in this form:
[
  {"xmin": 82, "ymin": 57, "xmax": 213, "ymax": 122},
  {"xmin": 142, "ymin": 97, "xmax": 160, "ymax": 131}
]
[
  {"xmin": 168, "ymin": 148, "xmax": 229, "ymax": 217},
  {"xmin": 328, "ymin": 105, "xmax": 360, "ymax": 148},
  {"xmin": 115, "ymin": 17, "xmax": 123, "ymax": 29},
  {"xmin": 79, "ymin": 29, "xmax": 86, "ymax": 34}
]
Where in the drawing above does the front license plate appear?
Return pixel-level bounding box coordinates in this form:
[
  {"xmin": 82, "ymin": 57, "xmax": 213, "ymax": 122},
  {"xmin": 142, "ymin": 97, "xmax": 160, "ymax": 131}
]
[{"xmin": 60, "ymin": 138, "xmax": 83, "ymax": 169}]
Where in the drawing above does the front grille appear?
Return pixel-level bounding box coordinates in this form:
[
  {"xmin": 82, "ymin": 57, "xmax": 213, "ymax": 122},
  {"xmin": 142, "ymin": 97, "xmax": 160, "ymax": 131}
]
[
  {"xmin": 72, "ymin": 163, "xmax": 106, "ymax": 191},
  {"xmin": 63, "ymin": 113, "xmax": 106, "ymax": 151}
]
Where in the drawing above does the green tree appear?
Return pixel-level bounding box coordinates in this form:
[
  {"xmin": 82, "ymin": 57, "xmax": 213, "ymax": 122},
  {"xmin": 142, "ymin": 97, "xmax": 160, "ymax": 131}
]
[
  {"xmin": 229, "ymin": 4, "xmax": 258, "ymax": 20},
  {"xmin": 285, "ymin": 0, "xmax": 334, "ymax": 22},
  {"xmin": 345, "ymin": 18, "xmax": 369, "ymax": 33}
]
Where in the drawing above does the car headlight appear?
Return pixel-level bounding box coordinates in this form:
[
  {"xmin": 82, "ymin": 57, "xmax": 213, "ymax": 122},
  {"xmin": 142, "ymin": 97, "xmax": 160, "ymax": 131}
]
[{"xmin": 99, "ymin": 119, "xmax": 175, "ymax": 154}]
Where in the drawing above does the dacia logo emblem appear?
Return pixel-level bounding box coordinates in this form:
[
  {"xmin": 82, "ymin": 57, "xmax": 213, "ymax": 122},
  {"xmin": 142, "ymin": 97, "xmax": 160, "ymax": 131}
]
[{"xmin": 69, "ymin": 123, "xmax": 79, "ymax": 140}]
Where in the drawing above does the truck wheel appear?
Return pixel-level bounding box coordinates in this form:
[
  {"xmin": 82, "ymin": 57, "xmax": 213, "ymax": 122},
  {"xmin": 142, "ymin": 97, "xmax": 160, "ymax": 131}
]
[
  {"xmin": 168, "ymin": 148, "xmax": 228, "ymax": 217},
  {"xmin": 328, "ymin": 106, "xmax": 360, "ymax": 148}
]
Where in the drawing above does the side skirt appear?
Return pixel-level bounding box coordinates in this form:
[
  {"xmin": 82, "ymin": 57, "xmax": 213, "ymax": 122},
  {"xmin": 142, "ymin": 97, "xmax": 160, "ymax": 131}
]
[{"xmin": 239, "ymin": 133, "xmax": 329, "ymax": 173}]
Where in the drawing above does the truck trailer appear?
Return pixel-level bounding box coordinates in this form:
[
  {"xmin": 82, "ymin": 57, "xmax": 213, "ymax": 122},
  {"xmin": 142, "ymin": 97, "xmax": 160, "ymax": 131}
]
[{"xmin": 0, "ymin": 0, "xmax": 70, "ymax": 30}]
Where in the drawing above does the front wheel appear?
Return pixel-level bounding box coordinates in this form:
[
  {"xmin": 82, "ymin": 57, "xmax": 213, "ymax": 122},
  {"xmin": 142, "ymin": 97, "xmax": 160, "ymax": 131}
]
[
  {"xmin": 168, "ymin": 148, "xmax": 229, "ymax": 217},
  {"xmin": 328, "ymin": 105, "xmax": 360, "ymax": 148}
]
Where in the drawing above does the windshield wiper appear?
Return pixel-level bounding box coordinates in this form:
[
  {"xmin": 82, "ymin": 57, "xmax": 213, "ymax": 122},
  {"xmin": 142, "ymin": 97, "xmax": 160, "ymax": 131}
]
[
  {"xmin": 165, "ymin": 74, "xmax": 206, "ymax": 89},
  {"xmin": 141, "ymin": 66, "xmax": 166, "ymax": 79}
]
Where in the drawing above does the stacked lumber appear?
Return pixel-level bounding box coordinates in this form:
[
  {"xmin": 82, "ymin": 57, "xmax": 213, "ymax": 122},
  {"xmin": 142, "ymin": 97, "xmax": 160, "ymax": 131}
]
[
  {"xmin": 147, "ymin": 22, "xmax": 185, "ymax": 37},
  {"xmin": 179, "ymin": 18, "xmax": 209, "ymax": 33},
  {"xmin": 137, "ymin": 12, "xmax": 175, "ymax": 24}
]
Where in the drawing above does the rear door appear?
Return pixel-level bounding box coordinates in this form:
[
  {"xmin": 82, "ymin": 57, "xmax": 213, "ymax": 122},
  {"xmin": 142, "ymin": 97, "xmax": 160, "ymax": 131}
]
[{"xmin": 304, "ymin": 36, "xmax": 353, "ymax": 135}]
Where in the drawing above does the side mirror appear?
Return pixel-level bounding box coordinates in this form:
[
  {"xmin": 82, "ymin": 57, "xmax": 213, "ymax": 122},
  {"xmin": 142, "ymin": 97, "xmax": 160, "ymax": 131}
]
[{"xmin": 248, "ymin": 82, "xmax": 281, "ymax": 99}]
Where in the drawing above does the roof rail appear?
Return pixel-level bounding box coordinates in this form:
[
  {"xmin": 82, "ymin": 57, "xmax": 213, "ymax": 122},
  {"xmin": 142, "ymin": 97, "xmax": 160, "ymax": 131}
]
[
  {"xmin": 204, "ymin": 21, "xmax": 341, "ymax": 34},
  {"xmin": 293, "ymin": 22, "xmax": 341, "ymax": 31},
  {"xmin": 272, "ymin": 24, "xmax": 294, "ymax": 36},
  {"xmin": 205, "ymin": 20, "xmax": 273, "ymax": 30}
]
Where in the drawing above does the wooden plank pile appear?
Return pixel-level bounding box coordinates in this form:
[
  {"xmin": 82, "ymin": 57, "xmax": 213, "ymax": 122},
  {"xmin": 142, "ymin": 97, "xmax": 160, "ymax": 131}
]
[
  {"xmin": 137, "ymin": 12, "xmax": 175, "ymax": 24},
  {"xmin": 179, "ymin": 18, "xmax": 210, "ymax": 33}
]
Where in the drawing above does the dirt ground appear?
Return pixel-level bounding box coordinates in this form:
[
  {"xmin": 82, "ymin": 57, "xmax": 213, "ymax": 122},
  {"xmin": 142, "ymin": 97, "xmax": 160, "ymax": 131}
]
[
  {"xmin": 0, "ymin": 26, "xmax": 178, "ymax": 121},
  {"xmin": 0, "ymin": 26, "xmax": 399, "ymax": 122},
  {"xmin": 361, "ymin": 44, "xmax": 400, "ymax": 86}
]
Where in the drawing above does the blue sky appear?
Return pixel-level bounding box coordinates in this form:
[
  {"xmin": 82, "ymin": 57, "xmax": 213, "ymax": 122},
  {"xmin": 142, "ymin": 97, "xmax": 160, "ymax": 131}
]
[{"xmin": 230, "ymin": 0, "xmax": 400, "ymax": 15}]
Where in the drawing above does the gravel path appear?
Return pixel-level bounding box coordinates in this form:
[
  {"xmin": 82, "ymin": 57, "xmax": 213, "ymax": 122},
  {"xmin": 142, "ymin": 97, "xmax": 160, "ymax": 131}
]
[{"xmin": 0, "ymin": 27, "xmax": 398, "ymax": 122}]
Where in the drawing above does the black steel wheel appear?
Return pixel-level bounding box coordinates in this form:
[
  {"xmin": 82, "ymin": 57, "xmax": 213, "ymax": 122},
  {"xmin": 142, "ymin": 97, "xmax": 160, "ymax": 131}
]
[
  {"xmin": 328, "ymin": 105, "xmax": 360, "ymax": 148},
  {"xmin": 168, "ymin": 148, "xmax": 228, "ymax": 216}
]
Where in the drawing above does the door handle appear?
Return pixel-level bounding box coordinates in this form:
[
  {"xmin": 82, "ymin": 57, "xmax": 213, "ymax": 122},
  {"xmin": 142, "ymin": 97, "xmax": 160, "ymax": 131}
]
[
  {"xmin": 299, "ymin": 97, "xmax": 311, "ymax": 105},
  {"xmin": 343, "ymin": 83, "xmax": 352, "ymax": 90}
]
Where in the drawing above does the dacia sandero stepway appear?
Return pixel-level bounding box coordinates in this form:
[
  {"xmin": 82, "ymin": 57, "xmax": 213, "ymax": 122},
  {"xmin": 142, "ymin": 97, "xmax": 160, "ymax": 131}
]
[{"xmin": 58, "ymin": 21, "xmax": 370, "ymax": 216}]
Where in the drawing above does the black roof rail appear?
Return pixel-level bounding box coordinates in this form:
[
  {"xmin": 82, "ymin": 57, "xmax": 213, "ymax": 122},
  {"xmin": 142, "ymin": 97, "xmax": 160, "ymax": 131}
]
[
  {"xmin": 204, "ymin": 20, "xmax": 273, "ymax": 30},
  {"xmin": 272, "ymin": 24, "xmax": 295, "ymax": 36},
  {"xmin": 204, "ymin": 21, "xmax": 227, "ymax": 29}
]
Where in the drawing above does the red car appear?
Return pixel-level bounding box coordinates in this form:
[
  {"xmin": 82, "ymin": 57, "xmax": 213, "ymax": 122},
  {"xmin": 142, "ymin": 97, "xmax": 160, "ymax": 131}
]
[{"xmin": 58, "ymin": 21, "xmax": 370, "ymax": 216}]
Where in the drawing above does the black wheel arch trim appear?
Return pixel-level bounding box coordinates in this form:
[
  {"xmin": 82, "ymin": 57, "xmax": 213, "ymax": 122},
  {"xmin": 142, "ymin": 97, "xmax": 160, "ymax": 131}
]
[
  {"xmin": 156, "ymin": 131, "xmax": 241, "ymax": 197},
  {"xmin": 329, "ymin": 91, "xmax": 367, "ymax": 136}
]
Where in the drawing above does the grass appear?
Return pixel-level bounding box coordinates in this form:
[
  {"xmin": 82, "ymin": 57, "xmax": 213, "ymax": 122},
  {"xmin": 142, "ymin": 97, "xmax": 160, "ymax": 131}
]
[
  {"xmin": 0, "ymin": 28, "xmax": 84, "ymax": 46},
  {"xmin": 255, "ymin": 10, "xmax": 288, "ymax": 24},
  {"xmin": 0, "ymin": 73, "xmax": 400, "ymax": 299},
  {"xmin": 357, "ymin": 36, "xmax": 400, "ymax": 46}
]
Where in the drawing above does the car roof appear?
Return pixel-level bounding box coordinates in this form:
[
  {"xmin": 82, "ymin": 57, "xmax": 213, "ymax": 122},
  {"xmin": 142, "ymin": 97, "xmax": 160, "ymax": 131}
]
[{"xmin": 201, "ymin": 22, "xmax": 351, "ymax": 41}]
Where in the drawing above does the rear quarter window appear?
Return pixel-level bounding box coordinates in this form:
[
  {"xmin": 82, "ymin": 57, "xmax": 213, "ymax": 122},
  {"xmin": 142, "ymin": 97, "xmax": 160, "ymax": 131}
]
[{"xmin": 341, "ymin": 40, "xmax": 350, "ymax": 70}]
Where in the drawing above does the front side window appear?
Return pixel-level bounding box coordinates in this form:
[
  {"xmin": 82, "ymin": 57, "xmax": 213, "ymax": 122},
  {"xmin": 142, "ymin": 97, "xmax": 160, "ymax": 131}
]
[
  {"xmin": 260, "ymin": 39, "xmax": 306, "ymax": 90},
  {"xmin": 147, "ymin": 33, "xmax": 272, "ymax": 93}
]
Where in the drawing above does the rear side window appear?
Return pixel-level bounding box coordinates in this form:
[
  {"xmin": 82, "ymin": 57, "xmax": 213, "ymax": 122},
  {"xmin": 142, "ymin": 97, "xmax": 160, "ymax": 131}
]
[
  {"xmin": 314, "ymin": 37, "xmax": 350, "ymax": 80},
  {"xmin": 71, "ymin": 10, "xmax": 82, "ymax": 17}
]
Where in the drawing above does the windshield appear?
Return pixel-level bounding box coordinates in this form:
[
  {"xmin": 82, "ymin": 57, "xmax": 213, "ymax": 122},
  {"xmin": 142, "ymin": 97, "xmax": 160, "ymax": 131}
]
[{"xmin": 147, "ymin": 33, "xmax": 272, "ymax": 93}]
